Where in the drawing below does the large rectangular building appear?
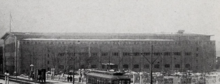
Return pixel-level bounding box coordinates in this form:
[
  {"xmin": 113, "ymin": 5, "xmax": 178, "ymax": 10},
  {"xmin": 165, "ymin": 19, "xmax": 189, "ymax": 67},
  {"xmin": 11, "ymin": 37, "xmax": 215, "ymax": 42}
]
[{"xmin": 1, "ymin": 32, "xmax": 216, "ymax": 75}]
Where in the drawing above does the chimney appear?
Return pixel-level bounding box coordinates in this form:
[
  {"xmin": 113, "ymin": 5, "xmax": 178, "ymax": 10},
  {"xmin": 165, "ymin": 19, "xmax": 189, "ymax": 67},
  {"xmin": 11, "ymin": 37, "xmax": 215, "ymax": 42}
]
[{"xmin": 177, "ymin": 30, "xmax": 185, "ymax": 34}]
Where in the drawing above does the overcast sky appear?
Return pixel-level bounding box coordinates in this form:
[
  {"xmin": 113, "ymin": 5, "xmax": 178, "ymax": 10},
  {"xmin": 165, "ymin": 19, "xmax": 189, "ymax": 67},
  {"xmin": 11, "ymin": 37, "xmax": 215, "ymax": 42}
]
[{"xmin": 0, "ymin": 0, "xmax": 220, "ymax": 55}]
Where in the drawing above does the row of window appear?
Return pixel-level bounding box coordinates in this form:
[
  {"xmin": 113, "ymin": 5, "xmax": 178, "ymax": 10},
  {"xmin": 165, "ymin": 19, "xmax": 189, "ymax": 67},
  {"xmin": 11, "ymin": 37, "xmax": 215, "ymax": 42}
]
[
  {"xmin": 21, "ymin": 41, "xmax": 214, "ymax": 45},
  {"xmin": 55, "ymin": 64, "xmax": 191, "ymax": 70},
  {"xmin": 56, "ymin": 52, "xmax": 192, "ymax": 56},
  {"xmin": 94, "ymin": 64, "xmax": 190, "ymax": 69}
]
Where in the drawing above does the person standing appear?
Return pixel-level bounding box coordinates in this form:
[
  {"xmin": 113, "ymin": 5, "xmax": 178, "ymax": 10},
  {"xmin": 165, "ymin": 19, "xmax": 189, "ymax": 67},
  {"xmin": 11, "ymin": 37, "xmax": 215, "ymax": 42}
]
[
  {"xmin": 67, "ymin": 75, "xmax": 70, "ymax": 82},
  {"xmin": 70, "ymin": 75, "xmax": 73, "ymax": 82},
  {"xmin": 4, "ymin": 70, "xmax": 9, "ymax": 84}
]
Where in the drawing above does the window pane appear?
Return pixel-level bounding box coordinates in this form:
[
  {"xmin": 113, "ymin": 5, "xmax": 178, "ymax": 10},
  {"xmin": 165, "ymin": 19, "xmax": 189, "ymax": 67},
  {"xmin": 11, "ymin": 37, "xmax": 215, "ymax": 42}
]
[
  {"xmin": 91, "ymin": 65, "xmax": 97, "ymax": 68},
  {"xmin": 174, "ymin": 52, "xmax": 181, "ymax": 55},
  {"xmin": 185, "ymin": 52, "xmax": 192, "ymax": 56},
  {"xmin": 164, "ymin": 52, "xmax": 171, "ymax": 56},
  {"xmin": 102, "ymin": 53, "xmax": 108, "ymax": 56},
  {"xmin": 154, "ymin": 52, "xmax": 162, "ymax": 56},
  {"xmin": 175, "ymin": 64, "xmax": 180, "ymax": 68},
  {"xmin": 154, "ymin": 64, "xmax": 160, "ymax": 68},
  {"xmin": 143, "ymin": 52, "xmax": 150, "ymax": 56},
  {"xmin": 133, "ymin": 52, "xmax": 140, "ymax": 56},
  {"xmin": 133, "ymin": 64, "xmax": 139, "ymax": 68},
  {"xmin": 123, "ymin": 64, "xmax": 129, "ymax": 69},
  {"xmin": 164, "ymin": 64, "xmax": 170, "ymax": 68},
  {"xmin": 144, "ymin": 64, "xmax": 149, "ymax": 68},
  {"xmin": 185, "ymin": 64, "xmax": 190, "ymax": 68},
  {"xmin": 92, "ymin": 53, "xmax": 98, "ymax": 56},
  {"xmin": 113, "ymin": 52, "xmax": 119, "ymax": 56}
]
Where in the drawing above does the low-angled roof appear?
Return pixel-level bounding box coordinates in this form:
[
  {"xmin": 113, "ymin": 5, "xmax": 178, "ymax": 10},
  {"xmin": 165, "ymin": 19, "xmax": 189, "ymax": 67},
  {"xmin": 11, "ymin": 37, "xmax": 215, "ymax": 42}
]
[
  {"xmin": 1, "ymin": 32, "xmax": 212, "ymax": 40},
  {"xmin": 86, "ymin": 72, "xmax": 130, "ymax": 79}
]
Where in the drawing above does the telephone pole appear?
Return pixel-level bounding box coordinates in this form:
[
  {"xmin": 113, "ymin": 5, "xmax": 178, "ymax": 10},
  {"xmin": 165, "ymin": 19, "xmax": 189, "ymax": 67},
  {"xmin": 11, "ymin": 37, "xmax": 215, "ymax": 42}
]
[{"xmin": 150, "ymin": 45, "xmax": 153, "ymax": 84}]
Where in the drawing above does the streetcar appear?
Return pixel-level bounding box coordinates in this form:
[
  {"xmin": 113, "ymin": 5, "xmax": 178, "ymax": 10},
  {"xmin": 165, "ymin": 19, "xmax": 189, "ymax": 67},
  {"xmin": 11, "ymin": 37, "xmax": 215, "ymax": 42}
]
[{"xmin": 86, "ymin": 70, "xmax": 131, "ymax": 84}]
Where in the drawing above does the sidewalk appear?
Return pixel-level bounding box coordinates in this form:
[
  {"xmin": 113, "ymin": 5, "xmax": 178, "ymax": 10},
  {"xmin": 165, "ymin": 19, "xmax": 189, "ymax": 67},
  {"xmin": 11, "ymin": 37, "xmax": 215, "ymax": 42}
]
[
  {"xmin": 12, "ymin": 75, "xmax": 86, "ymax": 84},
  {"xmin": 0, "ymin": 78, "xmax": 85, "ymax": 84},
  {"xmin": 0, "ymin": 79, "xmax": 19, "ymax": 84}
]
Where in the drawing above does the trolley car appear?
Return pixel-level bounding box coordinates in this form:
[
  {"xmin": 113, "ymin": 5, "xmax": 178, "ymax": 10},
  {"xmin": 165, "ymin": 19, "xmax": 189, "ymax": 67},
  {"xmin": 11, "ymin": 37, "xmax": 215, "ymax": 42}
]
[{"xmin": 86, "ymin": 70, "xmax": 131, "ymax": 84}]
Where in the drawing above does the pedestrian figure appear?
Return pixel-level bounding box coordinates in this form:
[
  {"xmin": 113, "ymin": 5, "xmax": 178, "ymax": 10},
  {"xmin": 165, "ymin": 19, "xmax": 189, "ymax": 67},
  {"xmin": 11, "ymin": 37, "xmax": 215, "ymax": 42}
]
[
  {"xmin": 67, "ymin": 75, "xmax": 70, "ymax": 82},
  {"xmin": 70, "ymin": 76, "xmax": 73, "ymax": 82},
  {"xmin": 79, "ymin": 71, "xmax": 82, "ymax": 82},
  {"xmin": 5, "ymin": 70, "xmax": 9, "ymax": 84},
  {"xmin": 79, "ymin": 76, "xmax": 81, "ymax": 82},
  {"xmin": 42, "ymin": 69, "xmax": 46, "ymax": 83},
  {"xmin": 38, "ymin": 70, "xmax": 42, "ymax": 82}
]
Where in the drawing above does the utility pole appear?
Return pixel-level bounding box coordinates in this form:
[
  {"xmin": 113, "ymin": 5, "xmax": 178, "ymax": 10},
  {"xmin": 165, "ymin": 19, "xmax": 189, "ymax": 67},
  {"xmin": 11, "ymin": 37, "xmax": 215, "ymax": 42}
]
[
  {"xmin": 88, "ymin": 43, "xmax": 91, "ymax": 69},
  {"xmin": 65, "ymin": 46, "xmax": 68, "ymax": 74},
  {"xmin": 108, "ymin": 52, "xmax": 110, "ymax": 71},
  {"xmin": 9, "ymin": 12, "xmax": 12, "ymax": 32},
  {"xmin": 72, "ymin": 45, "xmax": 76, "ymax": 84},
  {"xmin": 73, "ymin": 41, "xmax": 80, "ymax": 84},
  {"xmin": 72, "ymin": 52, "xmax": 75, "ymax": 84},
  {"xmin": 14, "ymin": 35, "xmax": 17, "ymax": 79},
  {"xmin": 142, "ymin": 45, "xmax": 159, "ymax": 84},
  {"xmin": 150, "ymin": 45, "xmax": 153, "ymax": 84}
]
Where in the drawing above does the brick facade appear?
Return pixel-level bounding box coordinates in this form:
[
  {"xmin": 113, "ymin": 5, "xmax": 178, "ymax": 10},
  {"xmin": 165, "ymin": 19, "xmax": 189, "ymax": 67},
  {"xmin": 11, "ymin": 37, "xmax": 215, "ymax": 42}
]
[{"xmin": 1, "ymin": 32, "xmax": 216, "ymax": 75}]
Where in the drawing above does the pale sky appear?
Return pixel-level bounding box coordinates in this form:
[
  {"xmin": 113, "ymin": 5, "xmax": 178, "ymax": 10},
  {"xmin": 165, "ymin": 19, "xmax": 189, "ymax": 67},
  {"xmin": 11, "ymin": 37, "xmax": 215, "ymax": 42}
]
[{"xmin": 0, "ymin": 0, "xmax": 220, "ymax": 55}]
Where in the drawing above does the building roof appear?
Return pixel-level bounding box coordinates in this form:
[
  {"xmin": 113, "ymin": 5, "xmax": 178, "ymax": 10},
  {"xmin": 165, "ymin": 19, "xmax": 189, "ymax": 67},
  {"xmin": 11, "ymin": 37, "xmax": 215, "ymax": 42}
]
[
  {"xmin": 23, "ymin": 38, "xmax": 174, "ymax": 41},
  {"xmin": 1, "ymin": 32, "xmax": 212, "ymax": 40}
]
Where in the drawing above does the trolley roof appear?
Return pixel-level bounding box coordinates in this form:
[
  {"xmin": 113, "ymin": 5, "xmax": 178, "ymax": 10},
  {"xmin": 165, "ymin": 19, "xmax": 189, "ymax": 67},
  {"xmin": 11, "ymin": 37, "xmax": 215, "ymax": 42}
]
[{"xmin": 86, "ymin": 72, "xmax": 130, "ymax": 80}]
